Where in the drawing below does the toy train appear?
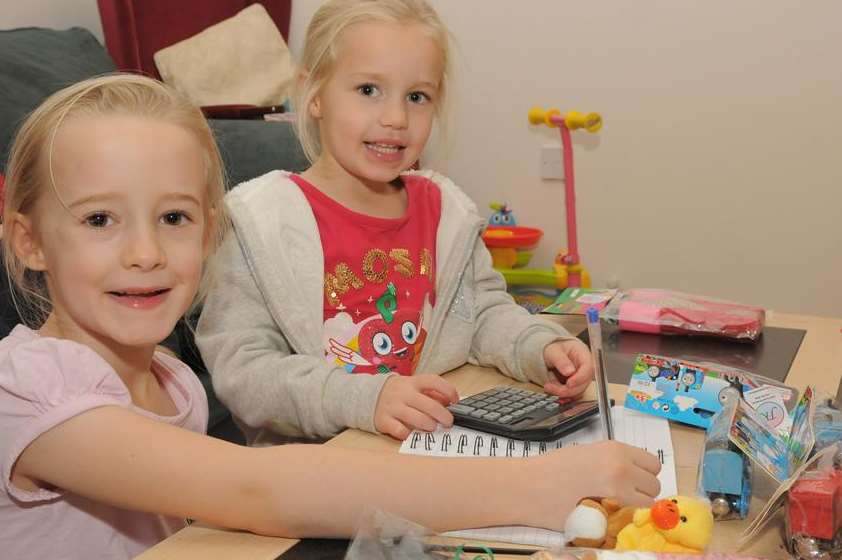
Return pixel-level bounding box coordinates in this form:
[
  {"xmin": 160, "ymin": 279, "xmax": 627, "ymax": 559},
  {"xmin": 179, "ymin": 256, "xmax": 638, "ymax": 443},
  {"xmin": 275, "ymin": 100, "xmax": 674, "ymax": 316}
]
[
  {"xmin": 699, "ymin": 386, "xmax": 752, "ymax": 520},
  {"xmin": 700, "ymin": 446, "xmax": 752, "ymax": 520},
  {"xmin": 786, "ymin": 465, "xmax": 842, "ymax": 560},
  {"xmin": 784, "ymin": 398, "xmax": 842, "ymax": 559}
]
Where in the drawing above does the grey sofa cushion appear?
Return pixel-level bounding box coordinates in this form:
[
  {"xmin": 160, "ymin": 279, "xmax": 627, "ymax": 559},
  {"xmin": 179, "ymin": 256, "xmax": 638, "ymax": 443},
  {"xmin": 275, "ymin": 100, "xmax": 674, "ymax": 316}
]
[
  {"xmin": 0, "ymin": 26, "xmax": 309, "ymax": 182},
  {"xmin": 0, "ymin": 27, "xmax": 116, "ymax": 169},
  {"xmin": 212, "ymin": 119, "xmax": 309, "ymax": 185}
]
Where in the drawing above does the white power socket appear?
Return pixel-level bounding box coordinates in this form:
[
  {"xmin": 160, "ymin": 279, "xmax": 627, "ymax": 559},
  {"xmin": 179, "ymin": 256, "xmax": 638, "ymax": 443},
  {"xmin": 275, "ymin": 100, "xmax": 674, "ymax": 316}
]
[{"xmin": 541, "ymin": 145, "xmax": 564, "ymax": 181}]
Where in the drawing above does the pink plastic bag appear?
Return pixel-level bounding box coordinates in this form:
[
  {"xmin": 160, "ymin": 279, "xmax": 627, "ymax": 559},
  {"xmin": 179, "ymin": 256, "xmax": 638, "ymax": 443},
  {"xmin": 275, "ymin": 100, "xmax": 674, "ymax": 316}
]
[{"xmin": 602, "ymin": 289, "xmax": 765, "ymax": 341}]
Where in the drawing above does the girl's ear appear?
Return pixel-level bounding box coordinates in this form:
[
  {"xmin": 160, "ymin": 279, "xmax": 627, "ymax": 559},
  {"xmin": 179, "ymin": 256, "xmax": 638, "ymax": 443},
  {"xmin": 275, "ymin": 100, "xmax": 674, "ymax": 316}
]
[
  {"xmin": 8, "ymin": 212, "xmax": 47, "ymax": 271},
  {"xmin": 309, "ymin": 94, "xmax": 323, "ymax": 119},
  {"xmin": 297, "ymin": 68, "xmax": 323, "ymax": 119}
]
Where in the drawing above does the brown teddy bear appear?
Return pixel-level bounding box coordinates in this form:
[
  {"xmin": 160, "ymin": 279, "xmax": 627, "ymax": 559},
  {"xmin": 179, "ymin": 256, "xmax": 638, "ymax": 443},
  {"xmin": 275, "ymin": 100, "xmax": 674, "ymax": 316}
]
[{"xmin": 563, "ymin": 497, "xmax": 636, "ymax": 549}]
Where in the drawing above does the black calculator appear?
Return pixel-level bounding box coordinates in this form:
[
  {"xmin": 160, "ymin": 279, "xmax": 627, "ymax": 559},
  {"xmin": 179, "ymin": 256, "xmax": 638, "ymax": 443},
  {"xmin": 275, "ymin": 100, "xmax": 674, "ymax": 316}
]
[{"xmin": 447, "ymin": 386, "xmax": 605, "ymax": 441}]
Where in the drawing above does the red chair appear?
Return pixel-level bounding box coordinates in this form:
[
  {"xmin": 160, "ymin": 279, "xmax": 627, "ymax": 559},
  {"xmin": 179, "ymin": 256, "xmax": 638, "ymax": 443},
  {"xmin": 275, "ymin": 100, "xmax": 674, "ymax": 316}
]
[{"xmin": 96, "ymin": 0, "xmax": 292, "ymax": 118}]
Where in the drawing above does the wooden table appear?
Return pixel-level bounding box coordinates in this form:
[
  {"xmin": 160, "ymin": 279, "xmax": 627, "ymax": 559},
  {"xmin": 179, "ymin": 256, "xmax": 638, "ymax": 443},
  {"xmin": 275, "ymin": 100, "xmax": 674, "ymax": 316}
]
[{"xmin": 137, "ymin": 312, "xmax": 842, "ymax": 559}]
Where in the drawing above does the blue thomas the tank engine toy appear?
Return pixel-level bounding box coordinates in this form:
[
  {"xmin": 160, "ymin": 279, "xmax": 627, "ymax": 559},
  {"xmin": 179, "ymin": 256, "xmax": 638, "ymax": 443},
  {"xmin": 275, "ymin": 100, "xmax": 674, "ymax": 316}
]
[{"xmin": 699, "ymin": 388, "xmax": 752, "ymax": 520}]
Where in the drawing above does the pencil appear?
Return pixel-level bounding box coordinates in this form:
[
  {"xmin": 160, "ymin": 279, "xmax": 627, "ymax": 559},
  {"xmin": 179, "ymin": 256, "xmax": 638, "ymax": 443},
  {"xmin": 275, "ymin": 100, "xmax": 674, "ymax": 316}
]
[
  {"xmin": 426, "ymin": 543, "xmax": 538, "ymax": 556},
  {"xmin": 586, "ymin": 306, "xmax": 614, "ymax": 440}
]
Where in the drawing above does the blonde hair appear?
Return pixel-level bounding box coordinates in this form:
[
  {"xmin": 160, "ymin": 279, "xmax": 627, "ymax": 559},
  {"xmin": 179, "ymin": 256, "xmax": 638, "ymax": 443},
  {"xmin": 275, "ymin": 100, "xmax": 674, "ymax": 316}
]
[
  {"xmin": 294, "ymin": 0, "xmax": 452, "ymax": 163},
  {"xmin": 2, "ymin": 73, "xmax": 229, "ymax": 327}
]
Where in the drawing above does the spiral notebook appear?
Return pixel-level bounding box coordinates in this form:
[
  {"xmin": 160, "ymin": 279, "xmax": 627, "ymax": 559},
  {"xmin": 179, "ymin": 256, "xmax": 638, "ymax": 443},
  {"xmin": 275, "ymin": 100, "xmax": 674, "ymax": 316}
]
[{"xmin": 399, "ymin": 406, "xmax": 677, "ymax": 548}]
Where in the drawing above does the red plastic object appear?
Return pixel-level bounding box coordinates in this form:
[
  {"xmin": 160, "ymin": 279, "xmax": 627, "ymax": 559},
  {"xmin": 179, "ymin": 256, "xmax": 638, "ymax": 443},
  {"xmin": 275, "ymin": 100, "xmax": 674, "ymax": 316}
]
[
  {"xmin": 481, "ymin": 226, "xmax": 543, "ymax": 249},
  {"xmin": 607, "ymin": 289, "xmax": 765, "ymax": 341},
  {"xmin": 787, "ymin": 468, "xmax": 842, "ymax": 542}
]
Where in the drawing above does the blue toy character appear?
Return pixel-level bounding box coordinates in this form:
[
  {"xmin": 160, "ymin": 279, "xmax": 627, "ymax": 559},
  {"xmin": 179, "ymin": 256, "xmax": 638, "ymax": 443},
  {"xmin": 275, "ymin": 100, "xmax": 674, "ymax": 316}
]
[
  {"xmin": 700, "ymin": 404, "xmax": 752, "ymax": 520},
  {"xmin": 701, "ymin": 447, "xmax": 751, "ymax": 520},
  {"xmin": 488, "ymin": 202, "xmax": 517, "ymax": 226},
  {"xmin": 645, "ymin": 363, "xmax": 679, "ymax": 382},
  {"xmin": 677, "ymin": 367, "xmax": 703, "ymax": 393}
]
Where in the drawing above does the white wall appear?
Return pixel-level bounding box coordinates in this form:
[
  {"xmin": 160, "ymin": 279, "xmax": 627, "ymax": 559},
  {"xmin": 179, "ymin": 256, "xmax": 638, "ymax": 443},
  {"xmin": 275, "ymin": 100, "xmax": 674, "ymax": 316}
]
[
  {"xmin": 291, "ymin": 0, "xmax": 842, "ymax": 318},
  {"xmin": 6, "ymin": 1, "xmax": 841, "ymax": 317}
]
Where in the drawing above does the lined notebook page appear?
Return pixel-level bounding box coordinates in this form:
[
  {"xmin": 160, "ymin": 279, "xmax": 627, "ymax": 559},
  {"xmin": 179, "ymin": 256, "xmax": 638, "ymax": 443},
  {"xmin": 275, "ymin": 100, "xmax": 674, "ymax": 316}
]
[{"xmin": 398, "ymin": 406, "xmax": 677, "ymax": 548}]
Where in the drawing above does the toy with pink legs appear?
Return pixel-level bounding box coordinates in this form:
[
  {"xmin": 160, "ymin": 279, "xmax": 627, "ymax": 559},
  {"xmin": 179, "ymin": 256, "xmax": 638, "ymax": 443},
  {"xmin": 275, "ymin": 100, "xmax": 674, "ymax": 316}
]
[{"xmin": 527, "ymin": 107, "xmax": 602, "ymax": 288}]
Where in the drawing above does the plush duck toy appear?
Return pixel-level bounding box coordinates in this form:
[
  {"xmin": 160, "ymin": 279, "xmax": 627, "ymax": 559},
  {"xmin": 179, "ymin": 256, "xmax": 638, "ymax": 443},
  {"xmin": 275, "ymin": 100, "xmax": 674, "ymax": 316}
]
[{"xmin": 614, "ymin": 496, "xmax": 713, "ymax": 554}]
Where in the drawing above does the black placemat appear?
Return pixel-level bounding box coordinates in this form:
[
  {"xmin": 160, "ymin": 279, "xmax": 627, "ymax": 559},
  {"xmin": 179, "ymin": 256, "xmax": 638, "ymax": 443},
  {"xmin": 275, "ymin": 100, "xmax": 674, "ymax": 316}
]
[
  {"xmin": 578, "ymin": 323, "xmax": 805, "ymax": 385},
  {"xmin": 276, "ymin": 538, "xmax": 350, "ymax": 560}
]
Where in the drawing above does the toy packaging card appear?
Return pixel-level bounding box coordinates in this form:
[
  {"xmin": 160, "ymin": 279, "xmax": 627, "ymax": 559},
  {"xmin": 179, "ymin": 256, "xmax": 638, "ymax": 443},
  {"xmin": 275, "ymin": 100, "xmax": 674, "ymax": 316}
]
[
  {"xmin": 623, "ymin": 354, "xmax": 799, "ymax": 430},
  {"xmin": 727, "ymin": 388, "xmax": 814, "ymax": 482},
  {"xmin": 542, "ymin": 288, "xmax": 617, "ymax": 315}
]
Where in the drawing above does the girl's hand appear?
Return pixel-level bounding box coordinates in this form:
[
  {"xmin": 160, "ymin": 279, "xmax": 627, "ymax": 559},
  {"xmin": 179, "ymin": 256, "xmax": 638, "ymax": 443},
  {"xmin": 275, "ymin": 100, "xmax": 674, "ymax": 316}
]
[
  {"xmin": 374, "ymin": 375, "xmax": 459, "ymax": 440},
  {"xmin": 571, "ymin": 440, "xmax": 662, "ymax": 507},
  {"xmin": 542, "ymin": 339, "xmax": 594, "ymax": 400},
  {"xmin": 529, "ymin": 440, "xmax": 661, "ymax": 529}
]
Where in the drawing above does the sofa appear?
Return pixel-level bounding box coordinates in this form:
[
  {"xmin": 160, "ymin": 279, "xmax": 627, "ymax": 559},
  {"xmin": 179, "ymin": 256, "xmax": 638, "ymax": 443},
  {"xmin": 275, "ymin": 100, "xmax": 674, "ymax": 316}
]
[{"xmin": 0, "ymin": 26, "xmax": 310, "ymax": 443}]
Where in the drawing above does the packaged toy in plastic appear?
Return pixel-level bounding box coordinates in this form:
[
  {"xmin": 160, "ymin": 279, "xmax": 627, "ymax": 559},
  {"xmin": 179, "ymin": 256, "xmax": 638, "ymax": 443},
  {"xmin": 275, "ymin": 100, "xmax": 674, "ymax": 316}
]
[
  {"xmin": 785, "ymin": 443, "xmax": 842, "ymax": 560},
  {"xmin": 624, "ymin": 354, "xmax": 799, "ymax": 430},
  {"xmin": 813, "ymin": 397, "xmax": 842, "ymax": 453},
  {"xmin": 697, "ymin": 399, "xmax": 752, "ymax": 520},
  {"xmin": 738, "ymin": 385, "xmax": 842, "ymax": 552},
  {"xmin": 601, "ymin": 289, "xmax": 765, "ymax": 341}
]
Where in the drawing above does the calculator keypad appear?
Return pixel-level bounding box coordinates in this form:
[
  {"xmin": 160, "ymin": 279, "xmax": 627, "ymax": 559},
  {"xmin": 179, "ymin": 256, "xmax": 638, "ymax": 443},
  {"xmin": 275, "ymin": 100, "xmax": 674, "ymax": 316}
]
[
  {"xmin": 447, "ymin": 385, "xmax": 601, "ymax": 441},
  {"xmin": 452, "ymin": 386, "xmax": 560, "ymax": 425}
]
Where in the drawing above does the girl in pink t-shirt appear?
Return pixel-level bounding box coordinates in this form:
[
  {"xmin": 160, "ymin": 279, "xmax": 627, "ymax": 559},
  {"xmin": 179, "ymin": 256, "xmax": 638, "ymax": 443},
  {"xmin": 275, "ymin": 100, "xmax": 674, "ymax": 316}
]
[{"xmin": 0, "ymin": 74, "xmax": 660, "ymax": 558}]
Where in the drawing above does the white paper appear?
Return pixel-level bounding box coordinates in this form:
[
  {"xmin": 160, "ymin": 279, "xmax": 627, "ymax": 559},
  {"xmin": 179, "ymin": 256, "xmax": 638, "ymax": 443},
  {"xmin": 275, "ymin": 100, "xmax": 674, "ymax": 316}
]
[{"xmin": 399, "ymin": 406, "xmax": 677, "ymax": 548}]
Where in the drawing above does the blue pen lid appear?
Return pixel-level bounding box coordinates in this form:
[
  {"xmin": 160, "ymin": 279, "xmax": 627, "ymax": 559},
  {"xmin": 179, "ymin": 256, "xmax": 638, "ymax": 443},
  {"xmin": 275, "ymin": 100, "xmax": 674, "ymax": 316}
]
[{"xmin": 586, "ymin": 306, "xmax": 599, "ymax": 324}]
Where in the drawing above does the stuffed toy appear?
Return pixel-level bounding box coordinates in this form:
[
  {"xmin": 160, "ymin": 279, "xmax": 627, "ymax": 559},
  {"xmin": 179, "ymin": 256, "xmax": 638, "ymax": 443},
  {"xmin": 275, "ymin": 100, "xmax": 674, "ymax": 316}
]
[
  {"xmin": 614, "ymin": 495, "xmax": 713, "ymax": 554},
  {"xmin": 564, "ymin": 497, "xmax": 636, "ymax": 549}
]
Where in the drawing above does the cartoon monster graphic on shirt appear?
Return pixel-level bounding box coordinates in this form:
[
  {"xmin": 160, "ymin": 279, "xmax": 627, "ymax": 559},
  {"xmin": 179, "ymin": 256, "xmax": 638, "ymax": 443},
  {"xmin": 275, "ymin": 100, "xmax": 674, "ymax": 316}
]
[{"xmin": 324, "ymin": 283, "xmax": 430, "ymax": 375}]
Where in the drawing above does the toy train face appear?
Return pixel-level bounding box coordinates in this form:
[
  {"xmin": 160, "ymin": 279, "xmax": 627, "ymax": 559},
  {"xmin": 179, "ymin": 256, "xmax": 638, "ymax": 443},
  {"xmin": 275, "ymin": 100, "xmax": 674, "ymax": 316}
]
[
  {"xmin": 700, "ymin": 447, "xmax": 751, "ymax": 520},
  {"xmin": 786, "ymin": 469, "xmax": 842, "ymax": 560}
]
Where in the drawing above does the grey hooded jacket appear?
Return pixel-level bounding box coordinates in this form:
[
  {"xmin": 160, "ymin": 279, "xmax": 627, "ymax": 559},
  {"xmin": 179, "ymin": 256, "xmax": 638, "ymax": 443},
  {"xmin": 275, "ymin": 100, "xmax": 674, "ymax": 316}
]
[{"xmin": 196, "ymin": 170, "xmax": 574, "ymax": 444}]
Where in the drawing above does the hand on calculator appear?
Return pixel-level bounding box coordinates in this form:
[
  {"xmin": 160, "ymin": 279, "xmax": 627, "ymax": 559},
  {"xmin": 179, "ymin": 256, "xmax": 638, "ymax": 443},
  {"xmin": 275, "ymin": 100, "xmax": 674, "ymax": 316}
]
[
  {"xmin": 374, "ymin": 375, "xmax": 459, "ymax": 440},
  {"xmin": 543, "ymin": 339, "xmax": 594, "ymax": 401}
]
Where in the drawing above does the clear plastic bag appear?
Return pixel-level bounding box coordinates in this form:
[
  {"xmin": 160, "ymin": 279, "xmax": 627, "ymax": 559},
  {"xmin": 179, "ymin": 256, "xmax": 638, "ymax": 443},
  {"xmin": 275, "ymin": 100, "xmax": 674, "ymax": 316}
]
[
  {"xmin": 601, "ymin": 290, "xmax": 765, "ymax": 341},
  {"xmin": 813, "ymin": 397, "xmax": 842, "ymax": 454},
  {"xmin": 345, "ymin": 508, "xmax": 436, "ymax": 560},
  {"xmin": 785, "ymin": 443, "xmax": 842, "ymax": 560},
  {"xmin": 696, "ymin": 398, "xmax": 752, "ymax": 520}
]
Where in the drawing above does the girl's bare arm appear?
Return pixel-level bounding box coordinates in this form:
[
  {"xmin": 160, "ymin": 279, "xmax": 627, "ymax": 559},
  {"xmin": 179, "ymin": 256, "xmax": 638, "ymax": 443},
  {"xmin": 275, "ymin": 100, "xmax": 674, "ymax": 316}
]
[{"xmin": 14, "ymin": 406, "xmax": 660, "ymax": 536}]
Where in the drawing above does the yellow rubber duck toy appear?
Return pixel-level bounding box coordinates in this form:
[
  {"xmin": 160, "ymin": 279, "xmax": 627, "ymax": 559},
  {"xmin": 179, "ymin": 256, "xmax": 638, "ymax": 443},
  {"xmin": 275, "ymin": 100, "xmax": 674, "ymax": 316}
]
[{"xmin": 615, "ymin": 495, "xmax": 714, "ymax": 554}]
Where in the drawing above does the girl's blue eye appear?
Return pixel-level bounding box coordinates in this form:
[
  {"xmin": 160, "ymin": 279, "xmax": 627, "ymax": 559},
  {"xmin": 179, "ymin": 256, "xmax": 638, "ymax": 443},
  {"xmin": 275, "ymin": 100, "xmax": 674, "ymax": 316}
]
[
  {"xmin": 85, "ymin": 213, "xmax": 111, "ymax": 228},
  {"xmin": 408, "ymin": 91, "xmax": 430, "ymax": 104},
  {"xmin": 358, "ymin": 84, "xmax": 379, "ymax": 97}
]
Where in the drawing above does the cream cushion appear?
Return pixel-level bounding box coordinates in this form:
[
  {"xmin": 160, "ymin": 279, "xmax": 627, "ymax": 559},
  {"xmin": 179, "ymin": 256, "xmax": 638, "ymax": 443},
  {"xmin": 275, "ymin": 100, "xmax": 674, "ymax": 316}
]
[{"xmin": 153, "ymin": 4, "xmax": 294, "ymax": 106}]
